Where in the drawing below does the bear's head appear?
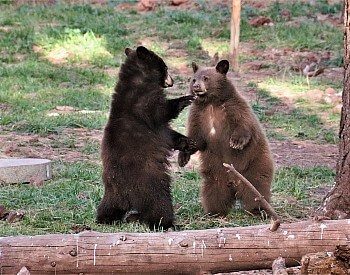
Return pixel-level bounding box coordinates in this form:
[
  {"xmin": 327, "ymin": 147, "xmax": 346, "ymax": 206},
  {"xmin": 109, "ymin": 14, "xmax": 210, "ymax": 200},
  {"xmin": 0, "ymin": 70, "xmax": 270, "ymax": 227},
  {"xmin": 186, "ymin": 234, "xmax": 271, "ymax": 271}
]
[
  {"xmin": 190, "ymin": 60, "xmax": 231, "ymax": 103},
  {"xmin": 122, "ymin": 46, "xmax": 173, "ymax": 88}
]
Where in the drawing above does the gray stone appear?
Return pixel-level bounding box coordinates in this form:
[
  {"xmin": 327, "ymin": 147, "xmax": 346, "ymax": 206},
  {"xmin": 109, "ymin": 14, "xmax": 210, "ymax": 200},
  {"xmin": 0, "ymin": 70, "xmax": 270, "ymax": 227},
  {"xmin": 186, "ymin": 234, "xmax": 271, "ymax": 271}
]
[{"xmin": 0, "ymin": 158, "xmax": 52, "ymax": 184}]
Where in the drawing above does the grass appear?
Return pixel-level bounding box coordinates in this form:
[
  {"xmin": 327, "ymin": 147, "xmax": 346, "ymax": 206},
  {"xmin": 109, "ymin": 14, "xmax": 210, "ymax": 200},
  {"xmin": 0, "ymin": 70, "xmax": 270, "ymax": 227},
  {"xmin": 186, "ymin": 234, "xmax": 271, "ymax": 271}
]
[
  {"xmin": 0, "ymin": 162, "xmax": 335, "ymax": 236},
  {"xmin": 250, "ymin": 79, "xmax": 340, "ymax": 143},
  {"xmin": 0, "ymin": 0, "xmax": 343, "ymax": 236},
  {"xmin": 0, "ymin": 0, "xmax": 343, "ymax": 134}
]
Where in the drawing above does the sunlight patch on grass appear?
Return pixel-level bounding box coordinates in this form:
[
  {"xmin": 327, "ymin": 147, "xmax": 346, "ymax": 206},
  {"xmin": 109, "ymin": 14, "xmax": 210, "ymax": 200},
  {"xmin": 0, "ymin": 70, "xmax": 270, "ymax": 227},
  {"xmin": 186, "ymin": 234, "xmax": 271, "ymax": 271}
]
[
  {"xmin": 166, "ymin": 56, "xmax": 188, "ymax": 69},
  {"xmin": 143, "ymin": 40, "xmax": 167, "ymax": 56},
  {"xmin": 38, "ymin": 28, "xmax": 113, "ymax": 66},
  {"xmin": 259, "ymin": 77, "xmax": 313, "ymax": 97},
  {"xmin": 201, "ymin": 38, "xmax": 229, "ymax": 57},
  {"xmin": 251, "ymin": 81, "xmax": 339, "ymax": 143},
  {"xmin": 258, "ymin": 76, "xmax": 342, "ymax": 106}
]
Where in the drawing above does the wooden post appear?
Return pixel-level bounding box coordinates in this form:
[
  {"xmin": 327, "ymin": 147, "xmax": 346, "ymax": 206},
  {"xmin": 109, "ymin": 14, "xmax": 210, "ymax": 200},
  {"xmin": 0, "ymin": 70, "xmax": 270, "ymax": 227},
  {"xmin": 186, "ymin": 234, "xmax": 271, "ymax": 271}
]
[
  {"xmin": 1, "ymin": 219, "xmax": 350, "ymax": 274},
  {"xmin": 230, "ymin": 0, "xmax": 241, "ymax": 71}
]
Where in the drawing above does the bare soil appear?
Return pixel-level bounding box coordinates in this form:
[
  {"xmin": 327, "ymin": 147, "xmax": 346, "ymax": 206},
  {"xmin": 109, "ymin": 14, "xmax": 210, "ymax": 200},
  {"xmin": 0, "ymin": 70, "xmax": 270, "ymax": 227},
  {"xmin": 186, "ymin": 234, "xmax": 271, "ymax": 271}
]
[{"xmin": 0, "ymin": 128, "xmax": 338, "ymax": 170}]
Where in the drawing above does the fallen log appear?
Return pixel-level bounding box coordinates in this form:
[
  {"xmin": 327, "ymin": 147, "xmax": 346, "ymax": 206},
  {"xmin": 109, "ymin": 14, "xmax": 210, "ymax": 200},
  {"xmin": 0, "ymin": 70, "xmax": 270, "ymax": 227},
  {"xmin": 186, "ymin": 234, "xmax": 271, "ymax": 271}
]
[{"xmin": 1, "ymin": 219, "xmax": 350, "ymax": 274}]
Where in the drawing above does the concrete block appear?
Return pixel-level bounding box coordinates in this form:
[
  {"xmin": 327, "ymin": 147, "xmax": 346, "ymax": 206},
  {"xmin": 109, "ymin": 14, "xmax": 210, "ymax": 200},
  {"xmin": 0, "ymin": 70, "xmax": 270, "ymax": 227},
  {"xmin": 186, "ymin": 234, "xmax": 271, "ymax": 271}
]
[{"xmin": 0, "ymin": 158, "xmax": 52, "ymax": 184}]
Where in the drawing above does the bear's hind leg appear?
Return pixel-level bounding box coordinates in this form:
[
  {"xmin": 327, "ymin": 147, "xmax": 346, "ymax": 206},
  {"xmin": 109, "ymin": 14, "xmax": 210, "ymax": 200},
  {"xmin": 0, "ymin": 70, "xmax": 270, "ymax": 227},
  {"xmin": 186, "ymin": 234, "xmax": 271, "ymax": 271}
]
[
  {"xmin": 143, "ymin": 198, "xmax": 175, "ymax": 231},
  {"xmin": 239, "ymin": 173, "xmax": 272, "ymax": 214},
  {"xmin": 201, "ymin": 179, "xmax": 236, "ymax": 217},
  {"xmin": 96, "ymin": 196, "xmax": 125, "ymax": 224}
]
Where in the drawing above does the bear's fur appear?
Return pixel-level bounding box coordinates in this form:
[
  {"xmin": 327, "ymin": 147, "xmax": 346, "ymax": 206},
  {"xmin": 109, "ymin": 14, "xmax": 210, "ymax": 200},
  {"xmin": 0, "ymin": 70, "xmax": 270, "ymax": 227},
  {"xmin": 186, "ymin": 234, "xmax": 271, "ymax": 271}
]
[
  {"xmin": 179, "ymin": 60, "xmax": 274, "ymax": 216},
  {"xmin": 97, "ymin": 46, "xmax": 197, "ymax": 230}
]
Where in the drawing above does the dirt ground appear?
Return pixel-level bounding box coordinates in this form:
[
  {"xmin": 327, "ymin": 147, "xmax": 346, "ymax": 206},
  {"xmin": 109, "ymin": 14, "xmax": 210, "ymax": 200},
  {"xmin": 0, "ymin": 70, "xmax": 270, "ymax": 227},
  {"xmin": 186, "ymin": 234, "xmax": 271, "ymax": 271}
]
[{"xmin": 0, "ymin": 128, "xmax": 338, "ymax": 171}]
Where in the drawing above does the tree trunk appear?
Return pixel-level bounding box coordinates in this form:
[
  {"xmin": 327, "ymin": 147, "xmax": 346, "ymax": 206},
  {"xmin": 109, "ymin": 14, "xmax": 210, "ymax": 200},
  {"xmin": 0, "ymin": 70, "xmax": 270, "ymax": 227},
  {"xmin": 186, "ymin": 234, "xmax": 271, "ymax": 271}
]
[
  {"xmin": 300, "ymin": 249, "xmax": 350, "ymax": 274},
  {"xmin": 317, "ymin": 0, "xmax": 350, "ymax": 219},
  {"xmin": 1, "ymin": 219, "xmax": 349, "ymax": 274},
  {"xmin": 230, "ymin": 0, "xmax": 241, "ymax": 71}
]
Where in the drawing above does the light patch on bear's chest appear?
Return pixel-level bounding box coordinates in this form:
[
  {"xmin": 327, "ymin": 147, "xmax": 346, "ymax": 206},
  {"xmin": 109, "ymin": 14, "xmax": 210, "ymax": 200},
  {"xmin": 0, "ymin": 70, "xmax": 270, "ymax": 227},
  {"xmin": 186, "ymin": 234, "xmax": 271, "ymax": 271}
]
[
  {"xmin": 208, "ymin": 106, "xmax": 216, "ymax": 136},
  {"xmin": 204, "ymin": 104, "xmax": 226, "ymax": 138}
]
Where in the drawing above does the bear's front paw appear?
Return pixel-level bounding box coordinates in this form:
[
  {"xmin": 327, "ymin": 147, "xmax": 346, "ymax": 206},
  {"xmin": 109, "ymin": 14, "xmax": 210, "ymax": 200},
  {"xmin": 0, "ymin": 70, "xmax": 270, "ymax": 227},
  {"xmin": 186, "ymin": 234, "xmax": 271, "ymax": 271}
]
[
  {"xmin": 186, "ymin": 138, "xmax": 198, "ymax": 154},
  {"xmin": 178, "ymin": 151, "xmax": 191, "ymax": 167},
  {"xmin": 178, "ymin": 95, "xmax": 195, "ymax": 111},
  {"xmin": 229, "ymin": 136, "xmax": 249, "ymax": 150},
  {"xmin": 178, "ymin": 137, "xmax": 198, "ymax": 154}
]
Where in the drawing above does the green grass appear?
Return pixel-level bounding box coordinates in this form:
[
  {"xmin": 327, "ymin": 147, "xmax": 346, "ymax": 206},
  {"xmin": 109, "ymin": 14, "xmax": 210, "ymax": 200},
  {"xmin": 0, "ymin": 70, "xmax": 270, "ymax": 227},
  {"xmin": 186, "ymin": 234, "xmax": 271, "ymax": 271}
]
[
  {"xmin": 0, "ymin": 0, "xmax": 343, "ymax": 134},
  {"xmin": 251, "ymin": 83, "xmax": 339, "ymax": 143},
  {"xmin": 273, "ymin": 166, "xmax": 335, "ymax": 219},
  {"xmin": 0, "ymin": 162, "xmax": 335, "ymax": 236}
]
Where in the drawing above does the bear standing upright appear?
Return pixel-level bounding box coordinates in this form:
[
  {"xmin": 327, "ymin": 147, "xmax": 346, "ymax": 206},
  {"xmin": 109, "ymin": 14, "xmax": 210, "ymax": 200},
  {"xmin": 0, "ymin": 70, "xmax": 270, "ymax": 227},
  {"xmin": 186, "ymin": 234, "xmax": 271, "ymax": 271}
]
[
  {"xmin": 179, "ymin": 60, "xmax": 274, "ymax": 216},
  {"xmin": 97, "ymin": 46, "xmax": 197, "ymax": 230}
]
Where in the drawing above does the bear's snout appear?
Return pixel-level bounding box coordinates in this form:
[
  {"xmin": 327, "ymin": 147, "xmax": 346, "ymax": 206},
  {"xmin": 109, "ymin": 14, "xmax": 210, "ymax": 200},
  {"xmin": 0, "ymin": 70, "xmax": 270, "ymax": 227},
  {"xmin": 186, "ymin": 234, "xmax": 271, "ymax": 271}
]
[{"xmin": 164, "ymin": 74, "xmax": 173, "ymax": 88}]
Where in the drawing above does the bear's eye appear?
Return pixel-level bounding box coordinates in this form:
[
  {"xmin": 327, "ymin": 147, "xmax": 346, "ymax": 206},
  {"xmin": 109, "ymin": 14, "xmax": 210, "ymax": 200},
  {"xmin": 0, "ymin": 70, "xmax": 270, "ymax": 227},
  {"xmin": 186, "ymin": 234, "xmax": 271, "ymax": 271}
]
[
  {"xmin": 203, "ymin": 76, "xmax": 209, "ymax": 82},
  {"xmin": 192, "ymin": 79, "xmax": 196, "ymax": 83}
]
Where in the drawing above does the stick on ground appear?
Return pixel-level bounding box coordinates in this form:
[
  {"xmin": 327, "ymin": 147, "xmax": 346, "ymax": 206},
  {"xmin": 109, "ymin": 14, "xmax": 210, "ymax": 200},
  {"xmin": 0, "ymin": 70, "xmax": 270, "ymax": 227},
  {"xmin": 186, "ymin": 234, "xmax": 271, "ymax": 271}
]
[{"xmin": 223, "ymin": 163, "xmax": 281, "ymax": 231}]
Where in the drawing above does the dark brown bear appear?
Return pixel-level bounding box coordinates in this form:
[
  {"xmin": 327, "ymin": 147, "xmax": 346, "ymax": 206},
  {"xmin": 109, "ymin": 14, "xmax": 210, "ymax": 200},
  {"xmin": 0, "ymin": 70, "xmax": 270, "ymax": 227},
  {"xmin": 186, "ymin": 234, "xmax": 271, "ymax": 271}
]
[
  {"xmin": 179, "ymin": 60, "xmax": 274, "ymax": 216},
  {"xmin": 97, "ymin": 46, "xmax": 197, "ymax": 230}
]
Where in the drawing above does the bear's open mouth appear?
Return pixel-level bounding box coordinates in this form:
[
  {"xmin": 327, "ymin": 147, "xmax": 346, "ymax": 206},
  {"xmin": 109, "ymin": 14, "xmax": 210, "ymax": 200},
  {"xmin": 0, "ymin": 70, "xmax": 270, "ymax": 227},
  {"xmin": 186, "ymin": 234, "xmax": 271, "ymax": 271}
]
[
  {"xmin": 194, "ymin": 91, "xmax": 207, "ymax": 97},
  {"xmin": 164, "ymin": 74, "xmax": 173, "ymax": 88}
]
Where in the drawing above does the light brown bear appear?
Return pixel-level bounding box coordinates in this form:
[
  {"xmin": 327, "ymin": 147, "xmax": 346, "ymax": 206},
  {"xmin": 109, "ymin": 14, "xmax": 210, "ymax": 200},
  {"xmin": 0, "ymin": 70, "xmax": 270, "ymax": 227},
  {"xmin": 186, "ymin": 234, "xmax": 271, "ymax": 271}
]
[{"xmin": 178, "ymin": 60, "xmax": 274, "ymax": 216}]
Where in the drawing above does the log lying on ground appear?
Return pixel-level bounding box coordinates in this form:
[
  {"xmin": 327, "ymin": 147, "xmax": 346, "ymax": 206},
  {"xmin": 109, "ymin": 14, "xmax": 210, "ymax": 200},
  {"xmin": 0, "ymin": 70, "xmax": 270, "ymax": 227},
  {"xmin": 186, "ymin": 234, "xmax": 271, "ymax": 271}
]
[{"xmin": 1, "ymin": 219, "xmax": 350, "ymax": 274}]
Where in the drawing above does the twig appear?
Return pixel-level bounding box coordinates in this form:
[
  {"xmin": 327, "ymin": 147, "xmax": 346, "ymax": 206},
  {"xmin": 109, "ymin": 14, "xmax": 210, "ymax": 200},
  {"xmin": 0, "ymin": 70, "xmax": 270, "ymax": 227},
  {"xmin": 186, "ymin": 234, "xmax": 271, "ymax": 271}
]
[{"xmin": 223, "ymin": 163, "xmax": 281, "ymax": 231}]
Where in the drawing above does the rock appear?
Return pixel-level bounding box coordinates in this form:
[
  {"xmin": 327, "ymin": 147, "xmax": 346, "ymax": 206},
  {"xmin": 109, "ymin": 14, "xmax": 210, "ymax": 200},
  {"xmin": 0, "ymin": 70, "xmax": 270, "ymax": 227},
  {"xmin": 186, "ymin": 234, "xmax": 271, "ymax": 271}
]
[
  {"xmin": 6, "ymin": 210, "xmax": 25, "ymax": 223},
  {"xmin": 137, "ymin": 0, "xmax": 157, "ymax": 11},
  {"xmin": 0, "ymin": 158, "xmax": 52, "ymax": 185},
  {"xmin": 17, "ymin": 266, "xmax": 31, "ymax": 275},
  {"xmin": 249, "ymin": 16, "xmax": 273, "ymax": 27},
  {"xmin": 171, "ymin": 0, "xmax": 188, "ymax": 6}
]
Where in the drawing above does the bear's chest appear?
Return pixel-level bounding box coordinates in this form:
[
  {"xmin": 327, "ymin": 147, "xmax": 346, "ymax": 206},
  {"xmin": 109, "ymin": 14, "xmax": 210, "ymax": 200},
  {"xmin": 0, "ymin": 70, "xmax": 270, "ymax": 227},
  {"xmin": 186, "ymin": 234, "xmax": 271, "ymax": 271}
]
[{"xmin": 201, "ymin": 104, "xmax": 228, "ymax": 141}]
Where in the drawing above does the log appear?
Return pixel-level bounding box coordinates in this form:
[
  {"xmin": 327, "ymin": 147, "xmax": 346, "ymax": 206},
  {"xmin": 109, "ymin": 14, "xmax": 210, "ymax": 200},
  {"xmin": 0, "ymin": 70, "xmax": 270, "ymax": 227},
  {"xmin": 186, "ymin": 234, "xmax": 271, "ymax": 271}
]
[{"xmin": 1, "ymin": 219, "xmax": 350, "ymax": 274}]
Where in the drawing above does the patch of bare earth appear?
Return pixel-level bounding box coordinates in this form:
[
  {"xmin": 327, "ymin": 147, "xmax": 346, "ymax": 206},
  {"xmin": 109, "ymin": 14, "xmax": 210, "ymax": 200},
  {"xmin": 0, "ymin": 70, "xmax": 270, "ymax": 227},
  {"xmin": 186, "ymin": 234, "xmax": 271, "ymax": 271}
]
[
  {"xmin": 170, "ymin": 140, "xmax": 337, "ymax": 172},
  {"xmin": 0, "ymin": 125, "xmax": 337, "ymax": 171},
  {"xmin": 0, "ymin": 129, "xmax": 102, "ymax": 164}
]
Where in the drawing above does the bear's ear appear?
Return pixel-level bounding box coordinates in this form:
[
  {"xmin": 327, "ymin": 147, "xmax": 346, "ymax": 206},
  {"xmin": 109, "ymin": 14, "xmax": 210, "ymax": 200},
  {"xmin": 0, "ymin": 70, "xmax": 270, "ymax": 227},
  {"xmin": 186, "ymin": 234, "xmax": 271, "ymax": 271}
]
[
  {"xmin": 125, "ymin": 48, "xmax": 133, "ymax": 56},
  {"xmin": 136, "ymin": 46, "xmax": 151, "ymax": 60},
  {"xmin": 192, "ymin": 62, "xmax": 199, "ymax": 73},
  {"xmin": 216, "ymin": 60, "xmax": 229, "ymax": 75}
]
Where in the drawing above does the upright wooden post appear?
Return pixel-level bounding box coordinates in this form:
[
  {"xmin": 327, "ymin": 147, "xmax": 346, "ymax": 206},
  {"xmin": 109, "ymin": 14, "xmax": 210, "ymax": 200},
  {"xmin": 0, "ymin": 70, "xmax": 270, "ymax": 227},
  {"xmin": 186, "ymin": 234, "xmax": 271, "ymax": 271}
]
[{"xmin": 230, "ymin": 0, "xmax": 241, "ymax": 71}]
